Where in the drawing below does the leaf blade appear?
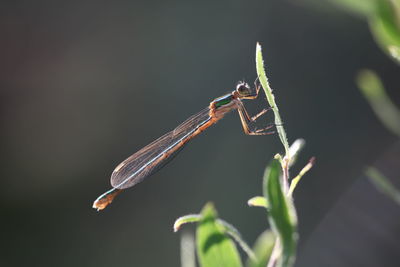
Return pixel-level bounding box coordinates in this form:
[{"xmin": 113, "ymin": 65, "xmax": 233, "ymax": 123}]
[
  {"xmin": 256, "ymin": 43, "xmax": 290, "ymax": 157},
  {"xmin": 366, "ymin": 167, "xmax": 400, "ymax": 205},
  {"xmin": 263, "ymin": 160, "xmax": 297, "ymax": 267},
  {"xmin": 174, "ymin": 214, "xmax": 201, "ymax": 232},
  {"xmin": 247, "ymin": 196, "xmax": 269, "ymax": 208},
  {"xmin": 369, "ymin": 0, "xmax": 400, "ymax": 64},
  {"xmin": 196, "ymin": 203, "xmax": 242, "ymax": 267},
  {"xmin": 356, "ymin": 69, "xmax": 400, "ymax": 137}
]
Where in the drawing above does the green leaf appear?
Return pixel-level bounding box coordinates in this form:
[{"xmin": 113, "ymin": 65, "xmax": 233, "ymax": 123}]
[
  {"xmin": 263, "ymin": 160, "xmax": 297, "ymax": 267},
  {"xmin": 328, "ymin": 0, "xmax": 377, "ymax": 17},
  {"xmin": 174, "ymin": 214, "xmax": 201, "ymax": 232},
  {"xmin": 369, "ymin": 0, "xmax": 400, "ymax": 64},
  {"xmin": 356, "ymin": 69, "xmax": 400, "ymax": 137},
  {"xmin": 366, "ymin": 167, "xmax": 400, "ymax": 205},
  {"xmin": 247, "ymin": 196, "xmax": 269, "ymax": 208},
  {"xmin": 256, "ymin": 43, "xmax": 290, "ymax": 157},
  {"xmin": 246, "ymin": 230, "xmax": 275, "ymax": 267},
  {"xmin": 289, "ymin": 157, "xmax": 316, "ymax": 195},
  {"xmin": 216, "ymin": 219, "xmax": 257, "ymax": 263},
  {"xmin": 196, "ymin": 203, "xmax": 242, "ymax": 267},
  {"xmin": 287, "ymin": 139, "xmax": 306, "ymax": 168}
]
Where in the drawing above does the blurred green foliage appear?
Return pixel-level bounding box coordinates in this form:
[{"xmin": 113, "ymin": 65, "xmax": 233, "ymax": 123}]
[
  {"xmin": 331, "ymin": 0, "xmax": 400, "ymax": 64},
  {"xmin": 343, "ymin": 0, "xmax": 400, "ymax": 236},
  {"xmin": 357, "ymin": 69, "xmax": 400, "ymax": 137},
  {"xmin": 246, "ymin": 230, "xmax": 275, "ymax": 267},
  {"xmin": 366, "ymin": 167, "xmax": 400, "ymax": 205}
]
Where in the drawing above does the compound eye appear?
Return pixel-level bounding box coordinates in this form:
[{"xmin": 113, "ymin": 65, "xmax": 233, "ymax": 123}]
[{"xmin": 236, "ymin": 82, "xmax": 251, "ymax": 96}]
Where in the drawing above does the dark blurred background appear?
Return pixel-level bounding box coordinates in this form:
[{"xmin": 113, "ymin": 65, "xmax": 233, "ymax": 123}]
[{"xmin": 1, "ymin": 0, "xmax": 399, "ymax": 266}]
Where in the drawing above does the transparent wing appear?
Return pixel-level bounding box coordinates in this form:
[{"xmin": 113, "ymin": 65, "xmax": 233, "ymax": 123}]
[{"xmin": 111, "ymin": 107, "xmax": 211, "ymax": 189}]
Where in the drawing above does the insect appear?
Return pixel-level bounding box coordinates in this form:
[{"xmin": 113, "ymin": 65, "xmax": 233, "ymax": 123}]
[{"xmin": 93, "ymin": 81, "xmax": 273, "ymax": 211}]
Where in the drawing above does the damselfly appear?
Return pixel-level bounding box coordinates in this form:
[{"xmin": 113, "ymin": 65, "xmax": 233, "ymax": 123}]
[{"xmin": 93, "ymin": 81, "xmax": 273, "ymax": 210}]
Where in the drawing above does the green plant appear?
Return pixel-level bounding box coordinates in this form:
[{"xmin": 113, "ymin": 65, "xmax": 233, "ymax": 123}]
[
  {"xmin": 174, "ymin": 43, "xmax": 314, "ymax": 267},
  {"xmin": 329, "ymin": 0, "xmax": 400, "ymax": 64},
  {"xmin": 356, "ymin": 69, "xmax": 400, "ymax": 205},
  {"xmin": 328, "ymin": 0, "xmax": 400, "ymax": 205}
]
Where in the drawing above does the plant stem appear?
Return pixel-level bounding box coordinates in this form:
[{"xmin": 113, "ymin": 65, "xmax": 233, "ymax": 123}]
[{"xmin": 267, "ymin": 238, "xmax": 281, "ymax": 267}]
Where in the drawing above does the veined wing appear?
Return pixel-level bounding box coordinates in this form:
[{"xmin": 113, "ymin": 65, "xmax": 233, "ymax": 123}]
[{"xmin": 111, "ymin": 107, "xmax": 211, "ymax": 189}]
